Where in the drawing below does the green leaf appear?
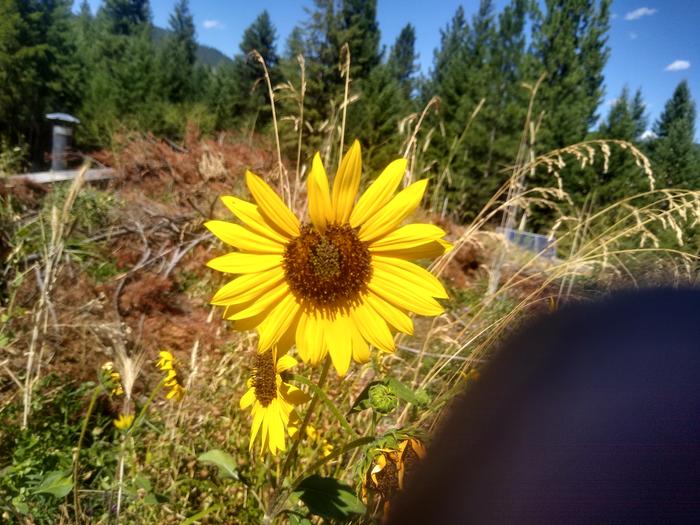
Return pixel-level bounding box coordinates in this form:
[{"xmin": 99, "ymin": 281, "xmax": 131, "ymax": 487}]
[
  {"xmin": 349, "ymin": 380, "xmax": 382, "ymax": 413},
  {"xmin": 295, "ymin": 475, "xmax": 365, "ymax": 522},
  {"xmin": 197, "ymin": 449, "xmax": 239, "ymax": 480},
  {"xmin": 33, "ymin": 470, "xmax": 73, "ymax": 498},
  {"xmin": 385, "ymin": 377, "xmax": 425, "ymax": 406},
  {"xmin": 12, "ymin": 495, "xmax": 29, "ymax": 514}
]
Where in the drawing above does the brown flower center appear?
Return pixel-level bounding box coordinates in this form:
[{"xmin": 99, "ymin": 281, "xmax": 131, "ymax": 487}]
[
  {"xmin": 283, "ymin": 223, "xmax": 371, "ymax": 309},
  {"xmin": 253, "ymin": 351, "xmax": 276, "ymax": 407}
]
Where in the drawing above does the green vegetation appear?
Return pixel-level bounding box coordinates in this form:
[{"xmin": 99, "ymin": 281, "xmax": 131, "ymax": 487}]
[{"xmin": 0, "ymin": 1, "xmax": 699, "ymax": 523}]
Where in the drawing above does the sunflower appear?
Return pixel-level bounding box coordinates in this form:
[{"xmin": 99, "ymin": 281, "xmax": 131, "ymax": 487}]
[
  {"xmin": 155, "ymin": 350, "xmax": 186, "ymax": 401},
  {"xmin": 206, "ymin": 141, "xmax": 451, "ymax": 376},
  {"xmin": 240, "ymin": 350, "xmax": 310, "ymax": 456}
]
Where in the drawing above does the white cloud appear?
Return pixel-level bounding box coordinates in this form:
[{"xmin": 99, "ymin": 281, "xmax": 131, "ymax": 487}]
[
  {"xmin": 625, "ymin": 7, "xmax": 657, "ymax": 20},
  {"xmin": 628, "ymin": 31, "xmax": 638, "ymax": 40},
  {"xmin": 203, "ymin": 19, "xmax": 223, "ymax": 30},
  {"xmin": 665, "ymin": 60, "xmax": 691, "ymax": 72},
  {"xmin": 640, "ymin": 130, "xmax": 657, "ymax": 141}
]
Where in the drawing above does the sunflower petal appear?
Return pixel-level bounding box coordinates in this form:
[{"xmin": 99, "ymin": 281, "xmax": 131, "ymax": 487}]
[
  {"xmin": 257, "ymin": 293, "xmax": 301, "ymax": 352},
  {"xmin": 359, "ymin": 179, "xmax": 429, "ymax": 243},
  {"xmin": 205, "ymin": 220, "xmax": 285, "ymax": 253},
  {"xmin": 373, "ymin": 256, "xmax": 449, "ymax": 299},
  {"xmin": 220, "ymin": 196, "xmax": 290, "ymax": 243},
  {"xmin": 371, "ymin": 238, "xmax": 452, "ymax": 260},
  {"xmin": 307, "ymin": 153, "xmax": 333, "ymax": 230},
  {"xmin": 207, "ymin": 252, "xmax": 282, "ymax": 274},
  {"xmin": 240, "ymin": 387, "xmax": 256, "ymax": 409},
  {"xmin": 226, "ymin": 283, "xmax": 289, "ymax": 320},
  {"xmin": 245, "ymin": 171, "xmax": 300, "ymax": 238},
  {"xmin": 250, "ymin": 406, "xmax": 264, "ymax": 451},
  {"xmin": 369, "ymin": 223, "xmax": 446, "ymax": 251},
  {"xmin": 211, "ymin": 267, "xmax": 285, "ymax": 305},
  {"xmin": 276, "ymin": 354, "xmax": 298, "ymax": 373},
  {"xmin": 331, "ymin": 140, "xmax": 362, "ymax": 224},
  {"xmin": 350, "ymin": 158, "xmax": 406, "ymax": 227},
  {"xmin": 327, "ymin": 314, "xmax": 352, "ymax": 376},
  {"xmin": 368, "ymin": 273, "xmax": 445, "ymax": 316},
  {"xmin": 350, "ymin": 302, "xmax": 395, "ymax": 353},
  {"xmin": 297, "ymin": 311, "xmax": 326, "ymax": 365},
  {"xmin": 364, "ymin": 292, "xmax": 414, "ymax": 335},
  {"xmin": 351, "ymin": 326, "xmax": 370, "ymax": 363}
]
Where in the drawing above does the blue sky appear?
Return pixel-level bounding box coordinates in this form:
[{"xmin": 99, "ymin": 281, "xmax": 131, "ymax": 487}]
[{"xmin": 79, "ymin": 1, "xmax": 699, "ymax": 140}]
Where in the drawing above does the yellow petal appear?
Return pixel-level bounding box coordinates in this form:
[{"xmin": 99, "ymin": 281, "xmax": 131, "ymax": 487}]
[
  {"xmin": 220, "ymin": 195, "xmax": 290, "ymax": 243},
  {"xmin": 207, "ymin": 252, "xmax": 282, "ymax": 274},
  {"xmin": 245, "ymin": 171, "xmax": 300, "ymax": 238},
  {"xmin": 307, "ymin": 153, "xmax": 333, "ymax": 230},
  {"xmin": 296, "ymin": 310, "xmax": 326, "ymax": 364},
  {"xmin": 351, "ymin": 326, "xmax": 370, "ymax": 363},
  {"xmin": 240, "ymin": 387, "xmax": 256, "ymax": 409},
  {"xmin": 268, "ymin": 401, "xmax": 287, "ymax": 454},
  {"xmin": 372, "ymin": 256, "xmax": 449, "ymax": 299},
  {"xmin": 283, "ymin": 383, "xmax": 311, "ymax": 406},
  {"xmin": 331, "ymin": 140, "xmax": 362, "ymax": 224},
  {"xmin": 359, "ymin": 179, "xmax": 428, "ymax": 243},
  {"xmin": 211, "ymin": 267, "xmax": 285, "ymax": 306},
  {"xmin": 226, "ymin": 283, "xmax": 289, "ymax": 321},
  {"xmin": 350, "ymin": 302, "xmax": 395, "ymax": 353},
  {"xmin": 326, "ymin": 314, "xmax": 352, "ymax": 376},
  {"xmin": 368, "ymin": 273, "xmax": 444, "ymax": 317},
  {"xmin": 350, "ymin": 158, "xmax": 406, "ymax": 227},
  {"xmin": 205, "ymin": 220, "xmax": 285, "ymax": 254},
  {"xmin": 369, "ymin": 223, "xmax": 446, "ymax": 251},
  {"xmin": 257, "ymin": 293, "xmax": 301, "ymax": 352},
  {"xmin": 364, "ymin": 292, "xmax": 414, "ymax": 335},
  {"xmin": 371, "ymin": 238, "xmax": 452, "ymax": 260},
  {"xmin": 249, "ymin": 406, "xmax": 264, "ymax": 451},
  {"xmin": 276, "ymin": 354, "xmax": 298, "ymax": 373}
]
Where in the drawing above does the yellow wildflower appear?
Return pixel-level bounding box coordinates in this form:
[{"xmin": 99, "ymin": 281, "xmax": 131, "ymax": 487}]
[
  {"xmin": 101, "ymin": 361, "xmax": 124, "ymax": 396},
  {"xmin": 206, "ymin": 141, "xmax": 451, "ymax": 376},
  {"xmin": 156, "ymin": 350, "xmax": 185, "ymax": 401},
  {"xmin": 113, "ymin": 413, "xmax": 134, "ymax": 431},
  {"xmin": 240, "ymin": 350, "xmax": 310, "ymax": 456}
]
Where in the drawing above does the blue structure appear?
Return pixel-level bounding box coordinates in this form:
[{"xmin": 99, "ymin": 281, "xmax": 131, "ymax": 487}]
[{"xmin": 499, "ymin": 227, "xmax": 557, "ymax": 259}]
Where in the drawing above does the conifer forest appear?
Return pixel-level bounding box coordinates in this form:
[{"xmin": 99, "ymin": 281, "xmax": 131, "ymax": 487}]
[{"xmin": 1, "ymin": 1, "xmax": 699, "ymax": 523}]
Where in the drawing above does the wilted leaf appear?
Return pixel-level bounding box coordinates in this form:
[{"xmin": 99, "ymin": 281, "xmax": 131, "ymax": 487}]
[
  {"xmin": 197, "ymin": 449, "xmax": 239, "ymax": 480},
  {"xmin": 295, "ymin": 475, "xmax": 365, "ymax": 521}
]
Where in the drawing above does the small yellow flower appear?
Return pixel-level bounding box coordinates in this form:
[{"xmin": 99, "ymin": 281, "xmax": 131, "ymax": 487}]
[
  {"xmin": 113, "ymin": 413, "xmax": 134, "ymax": 431},
  {"xmin": 206, "ymin": 141, "xmax": 451, "ymax": 376},
  {"xmin": 305, "ymin": 424, "xmax": 334, "ymax": 457},
  {"xmin": 101, "ymin": 361, "xmax": 124, "ymax": 396},
  {"xmin": 240, "ymin": 350, "xmax": 310, "ymax": 456},
  {"xmin": 156, "ymin": 350, "xmax": 185, "ymax": 401}
]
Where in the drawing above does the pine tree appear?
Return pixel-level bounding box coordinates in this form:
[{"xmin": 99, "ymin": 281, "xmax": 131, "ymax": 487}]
[
  {"xmin": 101, "ymin": 0, "xmax": 151, "ymax": 36},
  {"xmin": 160, "ymin": 0, "xmax": 197, "ymax": 103},
  {"xmin": 0, "ymin": 0, "xmax": 81, "ymax": 158},
  {"xmin": 650, "ymin": 80, "xmax": 699, "ymax": 189},
  {"xmin": 387, "ymin": 24, "xmax": 418, "ymax": 97},
  {"xmin": 337, "ymin": 0, "xmax": 381, "ymax": 81},
  {"xmin": 595, "ymin": 86, "xmax": 649, "ymax": 200},
  {"xmin": 531, "ymin": 0, "xmax": 611, "ymax": 151},
  {"xmin": 210, "ymin": 11, "xmax": 279, "ymax": 131}
]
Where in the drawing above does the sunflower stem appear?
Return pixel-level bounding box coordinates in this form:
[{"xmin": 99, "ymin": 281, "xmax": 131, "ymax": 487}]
[
  {"xmin": 279, "ymin": 358, "xmax": 330, "ymax": 483},
  {"xmin": 291, "ymin": 373, "xmax": 356, "ymax": 438},
  {"xmin": 269, "ymin": 436, "xmax": 375, "ymax": 520}
]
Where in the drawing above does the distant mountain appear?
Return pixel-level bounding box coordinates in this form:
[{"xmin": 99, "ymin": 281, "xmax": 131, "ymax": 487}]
[{"xmin": 152, "ymin": 26, "xmax": 231, "ymax": 68}]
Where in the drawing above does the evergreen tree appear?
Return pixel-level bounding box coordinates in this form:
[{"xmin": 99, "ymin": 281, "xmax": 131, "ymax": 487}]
[
  {"xmin": 595, "ymin": 86, "xmax": 649, "ymax": 200},
  {"xmin": 387, "ymin": 24, "xmax": 418, "ymax": 97},
  {"xmin": 160, "ymin": 0, "xmax": 197, "ymax": 103},
  {"xmin": 210, "ymin": 11, "xmax": 279, "ymax": 131},
  {"xmin": 0, "ymin": 0, "xmax": 81, "ymax": 159},
  {"xmin": 650, "ymin": 80, "xmax": 699, "ymax": 189},
  {"xmin": 337, "ymin": 0, "xmax": 381, "ymax": 81},
  {"xmin": 531, "ymin": 0, "xmax": 611, "ymax": 151},
  {"xmin": 101, "ymin": 0, "xmax": 151, "ymax": 36}
]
